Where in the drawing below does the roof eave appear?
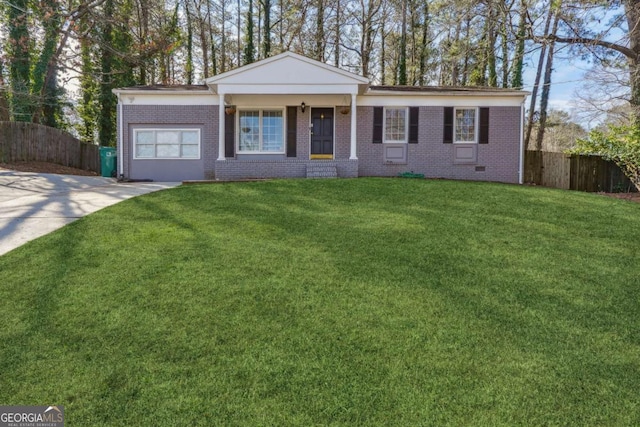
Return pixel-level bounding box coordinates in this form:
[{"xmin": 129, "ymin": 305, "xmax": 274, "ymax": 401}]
[{"xmin": 366, "ymin": 89, "xmax": 530, "ymax": 97}]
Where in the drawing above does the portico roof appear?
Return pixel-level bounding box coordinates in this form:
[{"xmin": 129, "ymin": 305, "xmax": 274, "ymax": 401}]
[{"xmin": 205, "ymin": 51, "xmax": 370, "ymax": 95}]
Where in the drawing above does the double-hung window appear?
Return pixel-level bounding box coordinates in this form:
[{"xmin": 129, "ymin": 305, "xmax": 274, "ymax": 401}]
[
  {"xmin": 383, "ymin": 107, "xmax": 408, "ymax": 143},
  {"xmin": 238, "ymin": 109, "xmax": 284, "ymax": 153},
  {"xmin": 134, "ymin": 129, "xmax": 200, "ymax": 159},
  {"xmin": 454, "ymin": 108, "xmax": 477, "ymax": 143}
]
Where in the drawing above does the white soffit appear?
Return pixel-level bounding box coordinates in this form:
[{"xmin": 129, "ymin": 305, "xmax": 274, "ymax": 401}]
[
  {"xmin": 358, "ymin": 94, "xmax": 526, "ymax": 107},
  {"xmin": 206, "ymin": 51, "xmax": 369, "ymax": 95},
  {"xmin": 116, "ymin": 94, "xmax": 218, "ymax": 105}
]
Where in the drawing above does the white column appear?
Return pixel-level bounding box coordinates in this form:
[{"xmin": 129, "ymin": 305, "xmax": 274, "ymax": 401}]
[
  {"xmin": 218, "ymin": 93, "xmax": 226, "ymax": 160},
  {"xmin": 349, "ymin": 93, "xmax": 358, "ymax": 160}
]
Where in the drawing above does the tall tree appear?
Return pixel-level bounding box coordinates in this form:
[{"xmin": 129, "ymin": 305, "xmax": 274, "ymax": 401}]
[
  {"xmin": 398, "ymin": 0, "xmax": 408, "ymax": 85},
  {"xmin": 262, "ymin": 0, "xmax": 272, "ymax": 57},
  {"xmin": 7, "ymin": 0, "xmax": 32, "ymax": 121},
  {"xmin": 535, "ymin": 6, "xmax": 561, "ymax": 151},
  {"xmin": 417, "ymin": 1, "xmax": 430, "ymax": 85},
  {"xmin": 31, "ymin": 0, "xmax": 62, "ymax": 126},
  {"xmin": 244, "ymin": 0, "xmax": 256, "ymax": 64},
  {"xmin": 511, "ymin": 0, "xmax": 527, "ymax": 88},
  {"xmin": 0, "ymin": 57, "xmax": 10, "ymax": 121},
  {"xmin": 99, "ymin": 0, "xmax": 116, "ymax": 145},
  {"xmin": 314, "ymin": 0, "xmax": 325, "ymax": 61},
  {"xmin": 525, "ymin": 1, "xmax": 554, "ymax": 149}
]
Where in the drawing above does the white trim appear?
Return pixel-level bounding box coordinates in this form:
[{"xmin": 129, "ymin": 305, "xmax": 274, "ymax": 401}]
[
  {"xmin": 358, "ymin": 95, "xmax": 524, "ymax": 107},
  {"xmin": 236, "ymin": 107, "xmax": 286, "ymax": 154},
  {"xmin": 519, "ymin": 100, "xmax": 525, "ymax": 184},
  {"xmin": 382, "ymin": 107, "xmax": 409, "ymax": 144},
  {"xmin": 215, "ymin": 84, "xmax": 360, "ymax": 95},
  {"xmin": 117, "ymin": 95, "xmax": 123, "ymax": 178},
  {"xmin": 366, "ymin": 89, "xmax": 528, "ymax": 97},
  {"xmin": 350, "ymin": 94, "xmax": 357, "ymax": 160},
  {"xmin": 206, "ymin": 51, "xmax": 369, "ymax": 85},
  {"xmin": 132, "ymin": 128, "xmax": 202, "ymax": 160},
  {"xmin": 110, "ymin": 91, "xmax": 526, "ymax": 107},
  {"xmin": 453, "ymin": 107, "xmax": 479, "ymax": 144},
  {"xmin": 309, "ymin": 106, "xmax": 336, "ymax": 159},
  {"xmin": 112, "ymin": 93, "xmax": 217, "ymax": 106},
  {"xmin": 218, "ymin": 93, "xmax": 226, "ymax": 160}
]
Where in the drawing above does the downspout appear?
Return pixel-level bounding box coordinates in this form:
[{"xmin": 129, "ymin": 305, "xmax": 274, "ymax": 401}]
[
  {"xmin": 118, "ymin": 94, "xmax": 124, "ymax": 180},
  {"xmin": 518, "ymin": 98, "xmax": 525, "ymax": 184}
]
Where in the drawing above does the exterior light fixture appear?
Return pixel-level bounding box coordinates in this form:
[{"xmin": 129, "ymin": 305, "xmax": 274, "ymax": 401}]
[{"xmin": 300, "ymin": 102, "xmax": 306, "ymax": 113}]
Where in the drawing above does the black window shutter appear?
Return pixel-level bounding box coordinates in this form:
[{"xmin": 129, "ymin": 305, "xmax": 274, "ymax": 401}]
[
  {"xmin": 373, "ymin": 107, "xmax": 383, "ymax": 143},
  {"xmin": 408, "ymin": 107, "xmax": 419, "ymax": 143},
  {"xmin": 479, "ymin": 107, "xmax": 490, "ymax": 144},
  {"xmin": 224, "ymin": 109, "xmax": 235, "ymax": 157},
  {"xmin": 443, "ymin": 107, "xmax": 453, "ymax": 144},
  {"xmin": 286, "ymin": 106, "xmax": 297, "ymax": 157}
]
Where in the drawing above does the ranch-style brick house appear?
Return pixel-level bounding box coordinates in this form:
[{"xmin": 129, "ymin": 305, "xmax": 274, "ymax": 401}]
[{"xmin": 113, "ymin": 51, "xmax": 528, "ymax": 183}]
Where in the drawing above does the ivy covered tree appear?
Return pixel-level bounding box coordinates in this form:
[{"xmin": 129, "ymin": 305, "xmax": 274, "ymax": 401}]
[
  {"xmin": 243, "ymin": 0, "xmax": 256, "ymax": 64},
  {"xmin": 6, "ymin": 0, "xmax": 32, "ymax": 121}
]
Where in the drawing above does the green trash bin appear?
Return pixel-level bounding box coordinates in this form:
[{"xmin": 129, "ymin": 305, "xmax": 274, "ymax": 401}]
[{"xmin": 99, "ymin": 147, "xmax": 117, "ymax": 177}]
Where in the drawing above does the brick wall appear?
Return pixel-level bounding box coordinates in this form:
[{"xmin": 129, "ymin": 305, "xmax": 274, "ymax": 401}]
[
  {"xmin": 120, "ymin": 104, "xmax": 217, "ymax": 181},
  {"xmin": 119, "ymin": 103, "xmax": 521, "ymax": 183},
  {"xmin": 357, "ymin": 106, "xmax": 521, "ymax": 183},
  {"xmin": 335, "ymin": 108, "xmax": 352, "ymax": 160},
  {"xmin": 215, "ymin": 159, "xmax": 358, "ymax": 180}
]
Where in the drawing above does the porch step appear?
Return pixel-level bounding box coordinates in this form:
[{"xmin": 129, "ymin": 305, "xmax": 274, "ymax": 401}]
[{"xmin": 306, "ymin": 163, "xmax": 338, "ymax": 179}]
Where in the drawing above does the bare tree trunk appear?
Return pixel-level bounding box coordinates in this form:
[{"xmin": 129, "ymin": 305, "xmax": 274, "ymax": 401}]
[
  {"xmin": 451, "ymin": 21, "xmax": 461, "ymax": 85},
  {"xmin": 398, "ymin": 0, "xmax": 408, "ymax": 85},
  {"xmin": 461, "ymin": 15, "xmax": 470, "ymax": 85},
  {"xmin": 237, "ymin": 0, "xmax": 242, "ymax": 66},
  {"xmin": 418, "ymin": 1, "xmax": 429, "ymax": 85},
  {"xmin": 334, "ymin": 0, "xmax": 340, "ymax": 66},
  {"xmin": 315, "ymin": 0, "xmax": 325, "ymax": 61},
  {"xmin": 625, "ymin": 0, "xmax": 640, "ymax": 122},
  {"xmin": 185, "ymin": 0, "xmax": 194, "ymax": 84},
  {"xmin": 486, "ymin": 0, "xmax": 497, "ymax": 87},
  {"xmin": 535, "ymin": 8, "xmax": 560, "ymax": 151},
  {"xmin": 197, "ymin": 0, "xmax": 210, "ymax": 78},
  {"xmin": 525, "ymin": 4, "xmax": 554, "ymax": 150},
  {"xmin": 380, "ymin": 15, "xmax": 386, "ymax": 84}
]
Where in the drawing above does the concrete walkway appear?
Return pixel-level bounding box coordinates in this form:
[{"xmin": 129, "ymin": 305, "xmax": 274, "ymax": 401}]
[{"xmin": 0, "ymin": 168, "xmax": 179, "ymax": 256}]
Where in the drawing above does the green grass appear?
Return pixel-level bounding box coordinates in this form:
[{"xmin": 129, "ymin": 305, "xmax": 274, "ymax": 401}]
[{"xmin": 1, "ymin": 178, "xmax": 639, "ymax": 425}]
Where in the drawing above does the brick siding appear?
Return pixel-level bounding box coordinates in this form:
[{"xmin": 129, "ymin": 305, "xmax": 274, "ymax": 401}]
[
  {"xmin": 119, "ymin": 104, "xmax": 521, "ymax": 183},
  {"xmin": 357, "ymin": 106, "xmax": 521, "ymax": 183},
  {"xmin": 120, "ymin": 104, "xmax": 217, "ymax": 181},
  {"xmin": 215, "ymin": 159, "xmax": 358, "ymax": 180}
]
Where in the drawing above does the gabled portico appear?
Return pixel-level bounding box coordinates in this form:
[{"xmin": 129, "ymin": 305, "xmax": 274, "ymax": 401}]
[{"xmin": 205, "ymin": 51, "xmax": 369, "ymax": 163}]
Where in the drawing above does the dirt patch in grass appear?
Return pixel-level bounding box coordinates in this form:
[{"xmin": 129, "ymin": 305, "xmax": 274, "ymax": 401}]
[
  {"xmin": 599, "ymin": 192, "xmax": 640, "ymax": 203},
  {"xmin": 0, "ymin": 161, "xmax": 98, "ymax": 176}
]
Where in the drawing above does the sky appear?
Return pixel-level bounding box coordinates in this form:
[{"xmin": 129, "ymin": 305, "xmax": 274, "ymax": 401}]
[{"xmin": 521, "ymin": 5, "xmax": 628, "ymax": 130}]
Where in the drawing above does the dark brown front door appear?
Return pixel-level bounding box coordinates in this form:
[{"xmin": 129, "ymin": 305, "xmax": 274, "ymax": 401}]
[{"xmin": 311, "ymin": 108, "xmax": 334, "ymax": 157}]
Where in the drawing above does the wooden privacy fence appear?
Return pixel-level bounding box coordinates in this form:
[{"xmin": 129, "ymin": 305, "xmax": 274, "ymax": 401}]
[
  {"xmin": 525, "ymin": 150, "xmax": 636, "ymax": 192},
  {"xmin": 0, "ymin": 121, "xmax": 100, "ymax": 173}
]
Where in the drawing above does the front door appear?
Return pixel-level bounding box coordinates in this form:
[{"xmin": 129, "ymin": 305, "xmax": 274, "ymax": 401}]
[{"xmin": 310, "ymin": 108, "xmax": 334, "ymax": 159}]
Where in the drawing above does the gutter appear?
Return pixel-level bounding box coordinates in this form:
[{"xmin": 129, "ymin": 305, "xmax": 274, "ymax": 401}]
[
  {"xmin": 117, "ymin": 94, "xmax": 124, "ymax": 180},
  {"xmin": 518, "ymin": 99, "xmax": 525, "ymax": 185}
]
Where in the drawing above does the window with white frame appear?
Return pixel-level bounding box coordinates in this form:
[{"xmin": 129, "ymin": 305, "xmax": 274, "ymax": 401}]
[
  {"xmin": 384, "ymin": 107, "xmax": 408, "ymax": 143},
  {"xmin": 134, "ymin": 129, "xmax": 200, "ymax": 159},
  {"xmin": 238, "ymin": 109, "xmax": 284, "ymax": 153},
  {"xmin": 454, "ymin": 108, "xmax": 477, "ymax": 143}
]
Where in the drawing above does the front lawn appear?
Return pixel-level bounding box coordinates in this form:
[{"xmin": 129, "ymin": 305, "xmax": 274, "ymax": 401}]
[{"xmin": 1, "ymin": 179, "xmax": 639, "ymax": 425}]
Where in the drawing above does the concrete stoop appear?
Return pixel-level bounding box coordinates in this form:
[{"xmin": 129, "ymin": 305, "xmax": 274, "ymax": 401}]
[{"xmin": 306, "ymin": 163, "xmax": 338, "ymax": 179}]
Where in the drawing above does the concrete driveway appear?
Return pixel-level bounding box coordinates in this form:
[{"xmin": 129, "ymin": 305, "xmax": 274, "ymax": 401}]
[{"xmin": 0, "ymin": 168, "xmax": 179, "ymax": 256}]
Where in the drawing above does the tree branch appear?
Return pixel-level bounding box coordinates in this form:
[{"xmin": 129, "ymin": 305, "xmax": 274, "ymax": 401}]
[{"xmin": 543, "ymin": 35, "xmax": 638, "ymax": 61}]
